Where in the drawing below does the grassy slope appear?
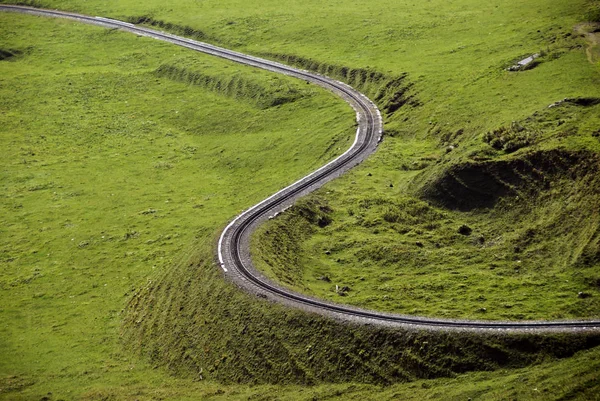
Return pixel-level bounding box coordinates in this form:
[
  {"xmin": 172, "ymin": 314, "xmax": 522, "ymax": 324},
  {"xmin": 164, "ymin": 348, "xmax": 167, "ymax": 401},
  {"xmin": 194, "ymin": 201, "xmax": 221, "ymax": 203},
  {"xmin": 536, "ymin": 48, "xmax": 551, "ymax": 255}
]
[
  {"xmin": 1, "ymin": 0, "xmax": 600, "ymax": 399},
  {"xmin": 10, "ymin": 0, "xmax": 600, "ymax": 319},
  {"xmin": 29, "ymin": 0, "xmax": 594, "ymax": 321},
  {"xmin": 250, "ymin": 1, "xmax": 600, "ymax": 320},
  {"xmin": 0, "ymin": 12, "xmax": 353, "ymax": 399}
]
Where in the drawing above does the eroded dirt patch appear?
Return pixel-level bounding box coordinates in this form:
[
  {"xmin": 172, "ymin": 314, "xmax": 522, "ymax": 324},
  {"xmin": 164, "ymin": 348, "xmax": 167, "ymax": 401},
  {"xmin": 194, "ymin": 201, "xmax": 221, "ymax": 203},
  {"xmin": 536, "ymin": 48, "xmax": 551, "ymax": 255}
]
[{"xmin": 575, "ymin": 22, "xmax": 600, "ymax": 64}]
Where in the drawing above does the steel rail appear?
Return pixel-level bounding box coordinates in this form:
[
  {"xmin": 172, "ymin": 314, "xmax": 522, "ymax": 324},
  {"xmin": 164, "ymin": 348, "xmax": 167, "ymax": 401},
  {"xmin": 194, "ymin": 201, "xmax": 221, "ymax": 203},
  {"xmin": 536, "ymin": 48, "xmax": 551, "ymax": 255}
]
[{"xmin": 3, "ymin": 4, "xmax": 599, "ymax": 332}]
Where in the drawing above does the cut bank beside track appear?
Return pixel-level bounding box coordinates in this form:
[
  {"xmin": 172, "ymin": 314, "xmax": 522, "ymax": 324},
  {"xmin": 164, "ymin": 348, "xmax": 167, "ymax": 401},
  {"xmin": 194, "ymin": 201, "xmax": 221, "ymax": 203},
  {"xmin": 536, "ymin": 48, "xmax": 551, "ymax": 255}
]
[{"xmin": 3, "ymin": 4, "xmax": 599, "ymax": 332}]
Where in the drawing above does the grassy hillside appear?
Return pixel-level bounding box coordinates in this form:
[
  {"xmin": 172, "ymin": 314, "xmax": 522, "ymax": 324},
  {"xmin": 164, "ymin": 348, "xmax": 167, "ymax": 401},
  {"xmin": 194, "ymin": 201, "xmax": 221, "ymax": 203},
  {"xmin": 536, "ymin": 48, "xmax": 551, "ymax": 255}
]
[
  {"xmin": 251, "ymin": 2, "xmax": 600, "ymax": 320},
  {"xmin": 1, "ymin": 0, "xmax": 600, "ymax": 399},
  {"xmin": 0, "ymin": 12, "xmax": 352, "ymax": 399},
  {"xmin": 16, "ymin": 0, "xmax": 597, "ymax": 320}
]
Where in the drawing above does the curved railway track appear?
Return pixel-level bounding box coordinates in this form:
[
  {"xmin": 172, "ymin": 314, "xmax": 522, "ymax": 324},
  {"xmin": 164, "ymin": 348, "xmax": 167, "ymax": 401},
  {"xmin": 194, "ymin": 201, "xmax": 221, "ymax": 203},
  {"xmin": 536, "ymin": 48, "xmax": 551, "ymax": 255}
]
[{"xmin": 3, "ymin": 4, "xmax": 599, "ymax": 332}]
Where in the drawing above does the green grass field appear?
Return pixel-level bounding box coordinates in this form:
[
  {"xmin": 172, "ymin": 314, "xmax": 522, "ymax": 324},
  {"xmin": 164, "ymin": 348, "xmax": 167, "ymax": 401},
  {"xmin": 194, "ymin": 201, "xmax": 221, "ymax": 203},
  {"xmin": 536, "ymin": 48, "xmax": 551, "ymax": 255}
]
[
  {"xmin": 1, "ymin": 0, "xmax": 600, "ymax": 399},
  {"xmin": 0, "ymin": 12, "xmax": 354, "ymax": 399}
]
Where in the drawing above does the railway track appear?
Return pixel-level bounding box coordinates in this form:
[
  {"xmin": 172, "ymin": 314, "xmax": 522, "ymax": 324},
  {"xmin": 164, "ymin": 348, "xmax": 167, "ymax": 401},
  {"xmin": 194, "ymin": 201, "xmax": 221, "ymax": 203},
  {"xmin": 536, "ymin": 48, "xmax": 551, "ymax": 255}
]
[{"xmin": 3, "ymin": 4, "xmax": 599, "ymax": 332}]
